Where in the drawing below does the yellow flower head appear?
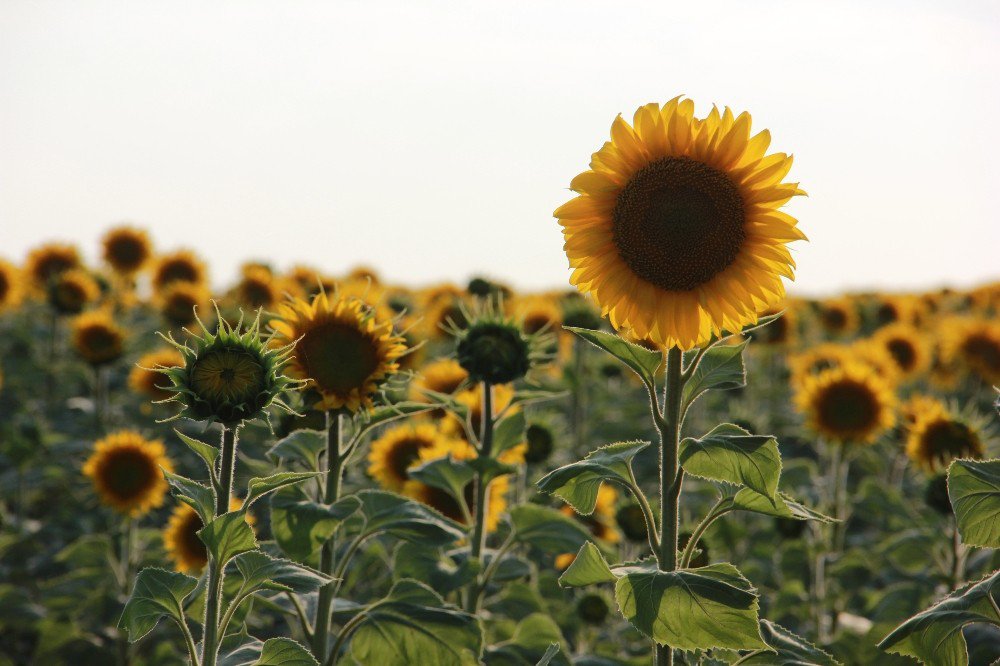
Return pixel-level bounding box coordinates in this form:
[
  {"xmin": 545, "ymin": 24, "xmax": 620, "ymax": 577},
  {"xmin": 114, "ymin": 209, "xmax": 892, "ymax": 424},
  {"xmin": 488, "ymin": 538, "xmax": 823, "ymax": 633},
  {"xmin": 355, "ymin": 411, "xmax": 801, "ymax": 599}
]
[
  {"xmin": 83, "ymin": 431, "xmax": 172, "ymax": 516},
  {"xmin": 270, "ymin": 291, "xmax": 407, "ymax": 412},
  {"xmin": 368, "ymin": 421, "xmax": 459, "ymax": 492},
  {"xmin": 753, "ymin": 305, "xmax": 797, "ymax": 346},
  {"xmin": 0, "ymin": 260, "xmax": 25, "ymax": 312},
  {"xmin": 443, "ymin": 384, "xmax": 518, "ymax": 441},
  {"xmin": 817, "ymin": 298, "xmax": 859, "ymax": 337},
  {"xmin": 101, "ymin": 226, "xmax": 153, "ymax": 276},
  {"xmin": 130, "ymin": 348, "xmax": 185, "ymax": 402},
  {"xmin": 941, "ymin": 317, "xmax": 1000, "ymax": 385},
  {"xmin": 158, "ymin": 281, "xmax": 212, "ymax": 329},
  {"xmin": 48, "ymin": 269, "xmax": 100, "ymax": 315},
  {"xmin": 233, "ymin": 266, "xmax": 281, "ymax": 310},
  {"xmin": 905, "ymin": 405, "xmax": 985, "ymax": 473},
  {"xmin": 25, "ymin": 242, "xmax": 82, "ymax": 288},
  {"xmin": 873, "ymin": 324, "xmax": 930, "ymax": 382},
  {"xmin": 788, "ymin": 343, "xmax": 853, "ymax": 387},
  {"xmin": 71, "ymin": 310, "xmax": 126, "ymax": 366},
  {"xmin": 899, "ymin": 394, "xmax": 947, "ymax": 427},
  {"xmin": 163, "ymin": 497, "xmax": 253, "ymax": 573},
  {"xmin": 152, "ymin": 250, "xmax": 208, "ymax": 292},
  {"xmin": 514, "ymin": 296, "xmax": 563, "ymax": 335},
  {"xmin": 556, "ymin": 97, "xmax": 806, "ymax": 350},
  {"xmin": 409, "ymin": 358, "xmax": 469, "ymax": 402},
  {"xmin": 795, "ymin": 363, "xmax": 896, "ymax": 445}
]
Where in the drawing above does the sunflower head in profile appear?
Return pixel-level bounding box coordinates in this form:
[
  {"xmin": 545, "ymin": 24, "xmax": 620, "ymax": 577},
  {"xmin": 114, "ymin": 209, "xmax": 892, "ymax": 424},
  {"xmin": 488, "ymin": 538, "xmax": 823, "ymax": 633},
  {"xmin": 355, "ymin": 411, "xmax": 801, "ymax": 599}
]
[
  {"xmin": 368, "ymin": 421, "xmax": 459, "ymax": 492},
  {"xmin": 83, "ymin": 430, "xmax": 172, "ymax": 516},
  {"xmin": 158, "ymin": 281, "xmax": 212, "ymax": 329},
  {"xmin": 129, "ymin": 348, "xmax": 185, "ymax": 402},
  {"xmin": 942, "ymin": 317, "xmax": 1000, "ymax": 385},
  {"xmin": 71, "ymin": 310, "xmax": 126, "ymax": 366},
  {"xmin": 874, "ymin": 324, "xmax": 930, "ymax": 382},
  {"xmin": 163, "ymin": 497, "xmax": 253, "ymax": 573},
  {"xmin": 25, "ymin": 242, "xmax": 82, "ymax": 289},
  {"xmin": 157, "ymin": 308, "xmax": 299, "ymax": 427},
  {"xmin": 899, "ymin": 394, "xmax": 947, "ymax": 426},
  {"xmin": 152, "ymin": 250, "xmax": 208, "ymax": 292},
  {"xmin": 556, "ymin": 98, "xmax": 806, "ymax": 350},
  {"xmin": 817, "ymin": 298, "xmax": 859, "ymax": 338},
  {"xmin": 453, "ymin": 302, "xmax": 551, "ymax": 386},
  {"xmin": 905, "ymin": 403, "xmax": 988, "ymax": 472},
  {"xmin": 795, "ymin": 363, "xmax": 896, "ymax": 445},
  {"xmin": 101, "ymin": 225, "xmax": 153, "ymax": 276},
  {"xmin": 0, "ymin": 260, "xmax": 25, "ymax": 312},
  {"xmin": 270, "ymin": 291, "xmax": 407, "ymax": 413},
  {"xmin": 48, "ymin": 269, "xmax": 101, "ymax": 315}
]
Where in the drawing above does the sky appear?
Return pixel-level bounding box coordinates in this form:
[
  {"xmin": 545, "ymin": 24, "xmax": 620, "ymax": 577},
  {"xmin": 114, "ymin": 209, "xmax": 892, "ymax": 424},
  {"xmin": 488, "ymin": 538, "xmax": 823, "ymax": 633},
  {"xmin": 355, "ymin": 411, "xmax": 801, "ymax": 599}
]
[{"xmin": 1, "ymin": 0, "xmax": 998, "ymax": 296}]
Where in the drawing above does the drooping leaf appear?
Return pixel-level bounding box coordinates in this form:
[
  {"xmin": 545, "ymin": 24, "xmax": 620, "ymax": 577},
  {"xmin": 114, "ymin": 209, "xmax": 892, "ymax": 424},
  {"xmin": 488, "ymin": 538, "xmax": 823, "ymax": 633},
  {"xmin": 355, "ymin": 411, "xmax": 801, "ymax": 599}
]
[
  {"xmin": 175, "ymin": 430, "xmax": 220, "ymax": 474},
  {"xmin": 267, "ymin": 430, "xmax": 326, "ymax": 469},
  {"xmin": 879, "ymin": 569, "xmax": 1000, "ymax": 665},
  {"xmin": 163, "ymin": 470, "xmax": 215, "ymax": 525},
  {"xmin": 408, "ymin": 455, "xmax": 476, "ymax": 504},
  {"xmin": 682, "ymin": 340, "xmax": 748, "ymax": 412},
  {"xmin": 510, "ymin": 504, "xmax": 593, "ymax": 554},
  {"xmin": 493, "ymin": 411, "xmax": 526, "ymax": 455},
  {"xmin": 118, "ymin": 567, "xmax": 198, "ymax": 642},
  {"xmin": 731, "ymin": 488, "xmax": 835, "ymax": 523},
  {"xmin": 245, "ymin": 472, "xmax": 321, "ymax": 508},
  {"xmin": 536, "ymin": 441, "xmax": 650, "ymax": 514},
  {"xmin": 198, "ymin": 511, "xmax": 257, "ymax": 568},
  {"xmin": 254, "ymin": 638, "xmax": 318, "ymax": 665},
  {"xmin": 679, "ymin": 424, "xmax": 781, "ymax": 499},
  {"xmin": 564, "ymin": 326, "xmax": 662, "ymax": 387},
  {"xmin": 348, "ymin": 579, "xmax": 484, "ymax": 666},
  {"xmin": 392, "ymin": 542, "xmax": 477, "ymax": 594},
  {"xmin": 558, "ymin": 542, "xmax": 616, "ymax": 588},
  {"xmin": 948, "ymin": 458, "xmax": 1000, "ymax": 548},
  {"xmin": 739, "ymin": 620, "xmax": 840, "ymax": 665},
  {"xmin": 356, "ymin": 490, "xmax": 466, "ymax": 545},
  {"xmin": 270, "ymin": 487, "xmax": 360, "ymax": 561},
  {"xmin": 467, "ymin": 456, "xmax": 518, "ymax": 486},
  {"xmin": 232, "ymin": 551, "xmax": 332, "ymax": 594}
]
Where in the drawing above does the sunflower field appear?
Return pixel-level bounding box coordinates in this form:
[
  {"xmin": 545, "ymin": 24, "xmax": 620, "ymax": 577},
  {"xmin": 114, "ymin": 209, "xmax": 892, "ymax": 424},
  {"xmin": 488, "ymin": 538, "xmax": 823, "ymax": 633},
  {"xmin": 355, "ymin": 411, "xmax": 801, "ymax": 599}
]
[{"xmin": 1, "ymin": 101, "xmax": 1000, "ymax": 666}]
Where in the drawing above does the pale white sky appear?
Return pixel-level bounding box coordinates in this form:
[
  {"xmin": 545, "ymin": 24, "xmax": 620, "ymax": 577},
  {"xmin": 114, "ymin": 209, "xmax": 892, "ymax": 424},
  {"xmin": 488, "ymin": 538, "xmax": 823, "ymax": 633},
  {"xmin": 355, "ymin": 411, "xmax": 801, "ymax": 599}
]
[{"xmin": 1, "ymin": 1, "xmax": 998, "ymax": 295}]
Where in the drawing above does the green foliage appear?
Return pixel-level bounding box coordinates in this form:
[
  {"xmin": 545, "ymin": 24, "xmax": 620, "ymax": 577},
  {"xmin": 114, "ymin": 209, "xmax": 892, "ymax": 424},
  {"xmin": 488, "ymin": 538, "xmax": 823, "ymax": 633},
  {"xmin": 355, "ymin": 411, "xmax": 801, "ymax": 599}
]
[
  {"xmin": 175, "ymin": 430, "xmax": 220, "ymax": 473},
  {"xmin": 232, "ymin": 551, "xmax": 332, "ymax": 594},
  {"xmin": 564, "ymin": 326, "xmax": 662, "ymax": 387},
  {"xmin": 536, "ymin": 440, "xmax": 650, "ymax": 514},
  {"xmin": 118, "ymin": 568, "xmax": 198, "ymax": 642},
  {"xmin": 163, "ymin": 469, "xmax": 215, "ymax": 524},
  {"xmin": 509, "ymin": 504, "xmax": 593, "ymax": 554},
  {"xmin": 270, "ymin": 487, "xmax": 361, "ymax": 561},
  {"xmin": 743, "ymin": 620, "xmax": 840, "ymax": 665},
  {"xmin": 198, "ymin": 511, "xmax": 258, "ymax": 568},
  {"xmin": 679, "ymin": 424, "xmax": 781, "ymax": 499},
  {"xmin": 681, "ymin": 340, "xmax": 748, "ymax": 413},
  {"xmin": 354, "ymin": 489, "xmax": 466, "ymax": 544},
  {"xmin": 245, "ymin": 471, "xmax": 321, "ymax": 508},
  {"xmin": 947, "ymin": 458, "xmax": 1000, "ymax": 548}
]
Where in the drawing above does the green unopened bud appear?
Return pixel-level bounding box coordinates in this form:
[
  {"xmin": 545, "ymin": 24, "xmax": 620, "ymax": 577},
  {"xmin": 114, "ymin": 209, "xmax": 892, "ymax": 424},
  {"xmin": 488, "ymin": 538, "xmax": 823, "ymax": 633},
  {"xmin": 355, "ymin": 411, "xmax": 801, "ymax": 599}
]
[
  {"xmin": 576, "ymin": 593, "xmax": 610, "ymax": 625},
  {"xmin": 924, "ymin": 474, "xmax": 952, "ymax": 516},
  {"xmin": 457, "ymin": 321, "xmax": 531, "ymax": 385},
  {"xmin": 615, "ymin": 502, "xmax": 649, "ymax": 543},
  {"xmin": 524, "ymin": 423, "xmax": 555, "ymax": 463}
]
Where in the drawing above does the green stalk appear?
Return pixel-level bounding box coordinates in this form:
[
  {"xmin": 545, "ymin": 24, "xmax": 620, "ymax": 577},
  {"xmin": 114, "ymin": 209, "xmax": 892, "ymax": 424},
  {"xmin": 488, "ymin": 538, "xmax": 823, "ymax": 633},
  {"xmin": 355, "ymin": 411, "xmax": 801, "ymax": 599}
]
[
  {"xmin": 466, "ymin": 381, "xmax": 494, "ymax": 612},
  {"xmin": 202, "ymin": 425, "xmax": 238, "ymax": 666},
  {"xmin": 312, "ymin": 412, "xmax": 344, "ymax": 661}
]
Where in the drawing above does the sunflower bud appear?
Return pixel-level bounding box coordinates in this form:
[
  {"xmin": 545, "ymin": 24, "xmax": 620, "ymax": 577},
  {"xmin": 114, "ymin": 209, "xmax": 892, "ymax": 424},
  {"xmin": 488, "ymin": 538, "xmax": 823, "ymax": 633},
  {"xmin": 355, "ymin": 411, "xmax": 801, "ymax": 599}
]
[
  {"xmin": 524, "ymin": 423, "xmax": 554, "ymax": 464},
  {"xmin": 923, "ymin": 474, "xmax": 952, "ymax": 516},
  {"xmin": 615, "ymin": 502, "xmax": 649, "ymax": 543},
  {"xmin": 576, "ymin": 593, "xmax": 610, "ymax": 625},
  {"xmin": 457, "ymin": 320, "xmax": 532, "ymax": 385},
  {"xmin": 562, "ymin": 299, "xmax": 603, "ymax": 331}
]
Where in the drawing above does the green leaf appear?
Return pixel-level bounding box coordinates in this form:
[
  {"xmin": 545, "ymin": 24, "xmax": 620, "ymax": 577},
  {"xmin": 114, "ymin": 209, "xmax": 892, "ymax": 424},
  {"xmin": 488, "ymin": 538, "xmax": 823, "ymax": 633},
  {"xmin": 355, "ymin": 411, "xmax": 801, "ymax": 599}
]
[
  {"xmin": 467, "ymin": 456, "xmax": 519, "ymax": 486},
  {"xmin": 535, "ymin": 644, "xmax": 561, "ymax": 666},
  {"xmin": 232, "ymin": 551, "xmax": 332, "ymax": 594},
  {"xmin": 348, "ymin": 579, "xmax": 484, "ymax": 666},
  {"xmin": 682, "ymin": 340, "xmax": 748, "ymax": 412},
  {"xmin": 509, "ymin": 504, "xmax": 592, "ymax": 554},
  {"xmin": 731, "ymin": 488, "xmax": 835, "ymax": 523},
  {"xmin": 356, "ymin": 490, "xmax": 466, "ymax": 545},
  {"xmin": 163, "ymin": 470, "xmax": 215, "ymax": 525},
  {"xmin": 614, "ymin": 561, "xmax": 769, "ymax": 652},
  {"xmin": 245, "ymin": 472, "xmax": 321, "ymax": 508},
  {"xmin": 354, "ymin": 401, "xmax": 437, "ymax": 441},
  {"xmin": 175, "ymin": 430, "xmax": 220, "ymax": 474},
  {"xmin": 270, "ymin": 487, "xmax": 360, "ymax": 561},
  {"xmin": 254, "ymin": 638, "xmax": 318, "ymax": 665},
  {"xmin": 679, "ymin": 424, "xmax": 781, "ymax": 499},
  {"xmin": 879, "ymin": 569, "xmax": 1000, "ymax": 665},
  {"xmin": 493, "ymin": 411, "xmax": 526, "ymax": 455},
  {"xmin": 739, "ymin": 311, "xmax": 784, "ymax": 337},
  {"xmin": 408, "ymin": 455, "xmax": 476, "ymax": 504},
  {"xmin": 558, "ymin": 542, "xmax": 616, "ymax": 587},
  {"xmin": 741, "ymin": 620, "xmax": 840, "ymax": 665},
  {"xmin": 198, "ymin": 511, "xmax": 257, "ymax": 568},
  {"xmin": 485, "ymin": 613, "xmax": 568, "ymax": 666},
  {"xmin": 948, "ymin": 458, "xmax": 1000, "ymax": 548},
  {"xmin": 536, "ymin": 440, "xmax": 650, "ymax": 514},
  {"xmin": 118, "ymin": 567, "xmax": 198, "ymax": 642},
  {"xmin": 268, "ymin": 430, "xmax": 326, "ymax": 469},
  {"xmin": 218, "ymin": 628, "xmax": 264, "ymax": 665},
  {"xmin": 392, "ymin": 542, "xmax": 477, "ymax": 594},
  {"xmin": 564, "ymin": 326, "xmax": 662, "ymax": 386},
  {"xmin": 508, "ymin": 389, "xmax": 564, "ymax": 408}
]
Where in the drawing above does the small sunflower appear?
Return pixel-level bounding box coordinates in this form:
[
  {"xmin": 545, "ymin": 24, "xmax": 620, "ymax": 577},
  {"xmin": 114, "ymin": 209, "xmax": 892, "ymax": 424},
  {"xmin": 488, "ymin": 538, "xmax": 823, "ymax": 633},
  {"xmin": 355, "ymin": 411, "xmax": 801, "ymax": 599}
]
[
  {"xmin": 101, "ymin": 226, "xmax": 153, "ymax": 276},
  {"xmin": 71, "ymin": 310, "xmax": 126, "ymax": 366},
  {"xmin": 48, "ymin": 269, "xmax": 100, "ymax": 315},
  {"xmin": 453, "ymin": 303, "xmax": 551, "ymax": 385},
  {"xmin": 942, "ymin": 318, "xmax": 1000, "ymax": 384},
  {"xmin": 906, "ymin": 405, "xmax": 986, "ymax": 472},
  {"xmin": 556, "ymin": 98, "xmax": 806, "ymax": 350},
  {"xmin": 158, "ymin": 281, "xmax": 212, "ymax": 329},
  {"xmin": 270, "ymin": 291, "xmax": 407, "ymax": 413},
  {"xmin": 422, "ymin": 295, "xmax": 470, "ymax": 340},
  {"xmin": 83, "ymin": 431, "xmax": 173, "ymax": 516},
  {"xmin": 25, "ymin": 243, "xmax": 81, "ymax": 288},
  {"xmin": 0, "ymin": 260, "xmax": 25, "ymax": 312},
  {"xmin": 514, "ymin": 296, "xmax": 562, "ymax": 335},
  {"xmin": 129, "ymin": 348, "xmax": 185, "ymax": 402},
  {"xmin": 874, "ymin": 324, "xmax": 930, "ymax": 382},
  {"xmin": 872, "ymin": 295, "xmax": 921, "ymax": 328},
  {"xmin": 233, "ymin": 267, "xmax": 280, "ymax": 310},
  {"xmin": 849, "ymin": 339, "xmax": 902, "ymax": 384},
  {"xmin": 788, "ymin": 343, "xmax": 853, "ymax": 387},
  {"xmin": 795, "ymin": 363, "xmax": 896, "ymax": 444},
  {"xmin": 817, "ymin": 298, "xmax": 859, "ymax": 337},
  {"xmin": 409, "ymin": 358, "xmax": 469, "ymax": 402},
  {"xmin": 368, "ymin": 422, "xmax": 458, "ymax": 492},
  {"xmin": 152, "ymin": 250, "xmax": 208, "ymax": 292},
  {"xmin": 163, "ymin": 498, "xmax": 253, "ymax": 573}
]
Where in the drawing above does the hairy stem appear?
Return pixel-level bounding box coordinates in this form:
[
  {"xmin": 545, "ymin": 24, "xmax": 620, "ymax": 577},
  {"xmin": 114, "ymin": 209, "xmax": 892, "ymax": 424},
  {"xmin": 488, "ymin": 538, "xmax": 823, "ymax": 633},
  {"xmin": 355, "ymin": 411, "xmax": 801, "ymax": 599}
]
[
  {"xmin": 202, "ymin": 425, "xmax": 238, "ymax": 666},
  {"xmin": 312, "ymin": 412, "xmax": 344, "ymax": 661},
  {"xmin": 466, "ymin": 381, "xmax": 494, "ymax": 612}
]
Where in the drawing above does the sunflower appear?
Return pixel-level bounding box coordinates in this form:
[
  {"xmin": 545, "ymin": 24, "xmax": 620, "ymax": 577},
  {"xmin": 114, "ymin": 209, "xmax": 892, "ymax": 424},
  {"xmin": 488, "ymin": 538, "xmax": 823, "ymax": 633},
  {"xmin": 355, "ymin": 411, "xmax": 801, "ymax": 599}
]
[
  {"xmin": 163, "ymin": 498, "xmax": 253, "ymax": 573},
  {"xmin": 0, "ymin": 260, "xmax": 26, "ymax": 312},
  {"xmin": 101, "ymin": 226, "xmax": 153, "ymax": 275},
  {"xmin": 941, "ymin": 317, "xmax": 1000, "ymax": 384},
  {"xmin": 788, "ymin": 343, "xmax": 853, "ymax": 387},
  {"xmin": 129, "ymin": 348, "xmax": 185, "ymax": 401},
  {"xmin": 899, "ymin": 394, "xmax": 947, "ymax": 426},
  {"xmin": 71, "ymin": 310, "xmax": 126, "ymax": 366},
  {"xmin": 556, "ymin": 98, "xmax": 806, "ymax": 350},
  {"xmin": 233, "ymin": 267, "xmax": 280, "ymax": 310},
  {"xmin": 48, "ymin": 269, "xmax": 100, "ymax": 315},
  {"xmin": 25, "ymin": 243, "xmax": 81, "ymax": 288},
  {"xmin": 848, "ymin": 340, "xmax": 902, "ymax": 384},
  {"xmin": 795, "ymin": 363, "xmax": 896, "ymax": 444},
  {"xmin": 158, "ymin": 281, "xmax": 212, "ymax": 328},
  {"xmin": 152, "ymin": 250, "xmax": 208, "ymax": 292},
  {"xmin": 514, "ymin": 296, "xmax": 562, "ymax": 335},
  {"xmin": 905, "ymin": 405, "xmax": 986, "ymax": 472},
  {"xmin": 270, "ymin": 292, "xmax": 407, "ymax": 412},
  {"xmin": 872, "ymin": 294, "xmax": 923, "ymax": 328},
  {"xmin": 873, "ymin": 324, "xmax": 930, "ymax": 382},
  {"xmin": 817, "ymin": 298, "xmax": 859, "ymax": 337},
  {"xmin": 368, "ymin": 422, "xmax": 458, "ymax": 492},
  {"xmin": 422, "ymin": 296, "xmax": 470, "ymax": 340},
  {"xmin": 83, "ymin": 431, "xmax": 172, "ymax": 516},
  {"xmin": 409, "ymin": 358, "xmax": 469, "ymax": 402}
]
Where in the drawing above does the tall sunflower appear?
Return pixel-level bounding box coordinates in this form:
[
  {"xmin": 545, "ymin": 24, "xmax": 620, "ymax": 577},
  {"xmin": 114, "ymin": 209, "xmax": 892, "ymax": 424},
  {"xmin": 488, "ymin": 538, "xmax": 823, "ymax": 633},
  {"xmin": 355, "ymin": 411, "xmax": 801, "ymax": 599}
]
[
  {"xmin": 367, "ymin": 421, "xmax": 458, "ymax": 492},
  {"xmin": 795, "ymin": 363, "xmax": 896, "ymax": 444},
  {"xmin": 556, "ymin": 98, "xmax": 806, "ymax": 350},
  {"xmin": 83, "ymin": 431, "xmax": 173, "ymax": 516},
  {"xmin": 0, "ymin": 260, "xmax": 25, "ymax": 312},
  {"xmin": 270, "ymin": 291, "xmax": 407, "ymax": 412},
  {"xmin": 71, "ymin": 310, "xmax": 126, "ymax": 366},
  {"xmin": 101, "ymin": 226, "xmax": 153, "ymax": 276},
  {"xmin": 905, "ymin": 404, "xmax": 987, "ymax": 472}
]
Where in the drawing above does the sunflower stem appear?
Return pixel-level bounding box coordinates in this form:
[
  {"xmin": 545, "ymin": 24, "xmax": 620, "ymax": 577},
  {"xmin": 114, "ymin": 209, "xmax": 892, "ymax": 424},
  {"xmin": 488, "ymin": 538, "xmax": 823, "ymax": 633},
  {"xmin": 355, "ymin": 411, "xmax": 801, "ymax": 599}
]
[
  {"xmin": 202, "ymin": 425, "xmax": 238, "ymax": 666},
  {"xmin": 466, "ymin": 381, "xmax": 494, "ymax": 612},
  {"xmin": 312, "ymin": 411, "xmax": 344, "ymax": 662}
]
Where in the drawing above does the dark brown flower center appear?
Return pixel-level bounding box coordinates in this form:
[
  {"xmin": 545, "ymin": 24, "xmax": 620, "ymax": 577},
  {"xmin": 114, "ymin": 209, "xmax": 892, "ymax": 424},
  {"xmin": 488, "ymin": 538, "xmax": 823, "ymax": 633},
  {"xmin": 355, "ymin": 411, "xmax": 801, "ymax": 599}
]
[
  {"xmin": 79, "ymin": 325, "xmax": 122, "ymax": 363},
  {"xmin": 387, "ymin": 437, "xmax": 430, "ymax": 481},
  {"xmin": 922, "ymin": 420, "xmax": 981, "ymax": 463},
  {"xmin": 108, "ymin": 237, "xmax": 148, "ymax": 271},
  {"xmin": 613, "ymin": 156, "xmax": 745, "ymax": 291},
  {"xmin": 298, "ymin": 320, "xmax": 380, "ymax": 395},
  {"xmin": 101, "ymin": 448, "xmax": 157, "ymax": 501},
  {"xmin": 962, "ymin": 334, "xmax": 1000, "ymax": 374},
  {"xmin": 158, "ymin": 260, "xmax": 199, "ymax": 286},
  {"xmin": 822, "ymin": 307, "xmax": 847, "ymax": 331},
  {"xmin": 179, "ymin": 511, "xmax": 208, "ymax": 568},
  {"xmin": 886, "ymin": 338, "xmax": 917, "ymax": 372},
  {"xmin": 817, "ymin": 380, "xmax": 880, "ymax": 435}
]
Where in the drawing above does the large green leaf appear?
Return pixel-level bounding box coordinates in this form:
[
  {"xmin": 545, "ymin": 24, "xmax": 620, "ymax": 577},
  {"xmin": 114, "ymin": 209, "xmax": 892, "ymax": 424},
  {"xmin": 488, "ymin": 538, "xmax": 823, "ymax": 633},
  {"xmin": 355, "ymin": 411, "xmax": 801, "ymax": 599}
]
[
  {"xmin": 163, "ymin": 470, "xmax": 215, "ymax": 525},
  {"xmin": 484, "ymin": 613, "xmax": 568, "ymax": 666},
  {"xmin": 614, "ymin": 561, "xmax": 769, "ymax": 652},
  {"xmin": 509, "ymin": 504, "xmax": 593, "ymax": 554},
  {"xmin": 356, "ymin": 490, "xmax": 466, "ymax": 545},
  {"xmin": 268, "ymin": 430, "xmax": 326, "ymax": 469},
  {"xmin": 948, "ymin": 458, "xmax": 1000, "ymax": 548},
  {"xmin": 175, "ymin": 430, "xmax": 220, "ymax": 474},
  {"xmin": 741, "ymin": 620, "xmax": 840, "ymax": 665},
  {"xmin": 245, "ymin": 472, "xmax": 321, "ymax": 508},
  {"xmin": 557, "ymin": 542, "xmax": 616, "ymax": 588},
  {"xmin": 682, "ymin": 340, "xmax": 748, "ymax": 412},
  {"xmin": 536, "ymin": 441, "xmax": 650, "ymax": 514},
  {"xmin": 879, "ymin": 569, "xmax": 1000, "ymax": 665},
  {"xmin": 679, "ymin": 424, "xmax": 781, "ymax": 499},
  {"xmin": 408, "ymin": 455, "xmax": 476, "ymax": 504},
  {"xmin": 198, "ymin": 511, "xmax": 257, "ymax": 568},
  {"xmin": 232, "ymin": 551, "xmax": 332, "ymax": 594},
  {"xmin": 118, "ymin": 567, "xmax": 198, "ymax": 642},
  {"xmin": 348, "ymin": 579, "xmax": 484, "ymax": 666},
  {"xmin": 255, "ymin": 638, "xmax": 318, "ymax": 665},
  {"xmin": 731, "ymin": 488, "xmax": 835, "ymax": 523},
  {"xmin": 564, "ymin": 326, "xmax": 662, "ymax": 386},
  {"xmin": 270, "ymin": 487, "xmax": 361, "ymax": 561},
  {"xmin": 392, "ymin": 542, "xmax": 477, "ymax": 594},
  {"xmin": 493, "ymin": 411, "xmax": 527, "ymax": 455}
]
